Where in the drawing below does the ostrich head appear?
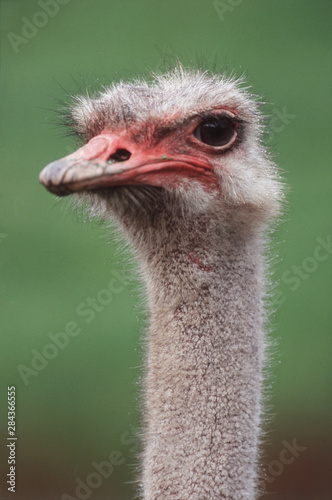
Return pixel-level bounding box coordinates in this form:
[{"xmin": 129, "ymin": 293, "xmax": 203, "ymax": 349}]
[{"xmin": 39, "ymin": 67, "xmax": 281, "ymax": 229}]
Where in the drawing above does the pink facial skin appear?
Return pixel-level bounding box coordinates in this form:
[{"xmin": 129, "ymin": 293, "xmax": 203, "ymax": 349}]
[{"xmin": 39, "ymin": 108, "xmax": 239, "ymax": 196}]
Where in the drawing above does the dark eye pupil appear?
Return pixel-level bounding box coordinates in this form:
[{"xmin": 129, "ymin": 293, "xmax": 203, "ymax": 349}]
[{"xmin": 195, "ymin": 116, "xmax": 235, "ymax": 147}]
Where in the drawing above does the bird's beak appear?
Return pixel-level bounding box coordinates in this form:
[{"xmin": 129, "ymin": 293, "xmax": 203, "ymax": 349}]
[{"xmin": 39, "ymin": 133, "xmax": 216, "ymax": 196}]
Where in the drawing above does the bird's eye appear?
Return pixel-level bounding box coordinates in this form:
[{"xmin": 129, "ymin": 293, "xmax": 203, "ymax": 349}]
[{"xmin": 193, "ymin": 115, "xmax": 236, "ymax": 147}]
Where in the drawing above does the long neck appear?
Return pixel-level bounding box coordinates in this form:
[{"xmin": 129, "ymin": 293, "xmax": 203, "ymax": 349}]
[{"xmin": 135, "ymin": 216, "xmax": 266, "ymax": 500}]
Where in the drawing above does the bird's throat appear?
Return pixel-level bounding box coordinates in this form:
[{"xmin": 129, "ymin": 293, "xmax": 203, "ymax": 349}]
[{"xmin": 141, "ymin": 235, "xmax": 265, "ymax": 500}]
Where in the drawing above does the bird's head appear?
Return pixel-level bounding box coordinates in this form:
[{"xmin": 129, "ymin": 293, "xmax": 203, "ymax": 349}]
[{"xmin": 40, "ymin": 67, "xmax": 282, "ymax": 224}]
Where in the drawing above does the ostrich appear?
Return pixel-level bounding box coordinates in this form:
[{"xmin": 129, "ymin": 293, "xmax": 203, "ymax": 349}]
[{"xmin": 39, "ymin": 66, "xmax": 282, "ymax": 499}]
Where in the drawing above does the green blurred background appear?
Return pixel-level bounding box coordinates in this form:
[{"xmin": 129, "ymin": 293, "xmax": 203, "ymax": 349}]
[{"xmin": 0, "ymin": 0, "xmax": 331, "ymax": 498}]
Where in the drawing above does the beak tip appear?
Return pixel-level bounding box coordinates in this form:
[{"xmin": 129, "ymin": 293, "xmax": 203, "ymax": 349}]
[{"xmin": 39, "ymin": 163, "xmax": 72, "ymax": 197}]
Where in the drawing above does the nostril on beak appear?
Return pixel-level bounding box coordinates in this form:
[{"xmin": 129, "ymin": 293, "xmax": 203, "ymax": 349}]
[{"xmin": 108, "ymin": 149, "xmax": 131, "ymax": 162}]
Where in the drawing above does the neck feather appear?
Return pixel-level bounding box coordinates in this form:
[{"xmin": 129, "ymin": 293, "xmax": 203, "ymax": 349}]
[{"xmin": 126, "ymin": 209, "xmax": 267, "ymax": 500}]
